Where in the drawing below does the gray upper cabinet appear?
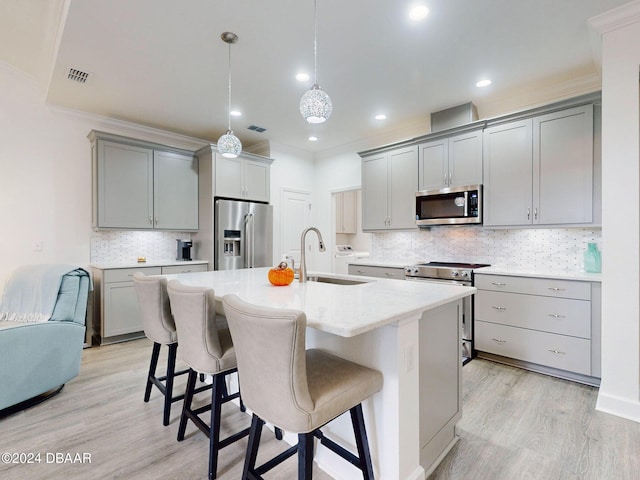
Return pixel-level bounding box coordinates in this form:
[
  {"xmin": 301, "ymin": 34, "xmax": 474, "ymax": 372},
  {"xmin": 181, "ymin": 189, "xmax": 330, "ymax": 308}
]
[
  {"xmin": 215, "ymin": 155, "xmax": 270, "ymax": 202},
  {"xmin": 419, "ymin": 130, "xmax": 482, "ymax": 191},
  {"xmin": 91, "ymin": 132, "xmax": 198, "ymax": 230},
  {"xmin": 483, "ymin": 104, "xmax": 594, "ymax": 227},
  {"xmin": 362, "ymin": 145, "xmax": 418, "ymax": 231}
]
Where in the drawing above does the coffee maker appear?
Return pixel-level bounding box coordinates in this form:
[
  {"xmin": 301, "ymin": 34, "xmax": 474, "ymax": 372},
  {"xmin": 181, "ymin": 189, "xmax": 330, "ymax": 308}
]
[{"xmin": 176, "ymin": 239, "xmax": 193, "ymax": 261}]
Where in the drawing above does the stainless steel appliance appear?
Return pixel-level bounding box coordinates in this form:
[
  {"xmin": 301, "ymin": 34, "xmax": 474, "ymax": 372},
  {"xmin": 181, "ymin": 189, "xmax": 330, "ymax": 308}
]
[
  {"xmin": 214, "ymin": 198, "xmax": 273, "ymax": 270},
  {"xmin": 405, "ymin": 261, "xmax": 490, "ymax": 364},
  {"xmin": 176, "ymin": 239, "xmax": 193, "ymax": 261},
  {"xmin": 415, "ymin": 184, "xmax": 482, "ymax": 226}
]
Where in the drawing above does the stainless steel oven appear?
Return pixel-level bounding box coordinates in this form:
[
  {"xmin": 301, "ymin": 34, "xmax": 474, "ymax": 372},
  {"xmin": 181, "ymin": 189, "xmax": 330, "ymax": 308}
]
[
  {"xmin": 415, "ymin": 184, "xmax": 482, "ymax": 226},
  {"xmin": 404, "ymin": 261, "xmax": 490, "ymax": 364}
]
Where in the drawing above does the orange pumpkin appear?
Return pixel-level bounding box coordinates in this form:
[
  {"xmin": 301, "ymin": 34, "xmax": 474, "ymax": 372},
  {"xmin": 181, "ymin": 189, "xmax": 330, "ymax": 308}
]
[{"xmin": 268, "ymin": 261, "xmax": 295, "ymax": 286}]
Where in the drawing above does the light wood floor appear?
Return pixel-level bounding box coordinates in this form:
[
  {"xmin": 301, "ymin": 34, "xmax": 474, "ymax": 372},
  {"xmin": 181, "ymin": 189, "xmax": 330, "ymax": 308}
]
[{"xmin": 1, "ymin": 339, "xmax": 639, "ymax": 480}]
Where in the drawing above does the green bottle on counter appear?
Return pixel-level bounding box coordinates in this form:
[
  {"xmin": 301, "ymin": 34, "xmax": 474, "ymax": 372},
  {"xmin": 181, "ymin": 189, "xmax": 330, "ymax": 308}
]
[{"xmin": 583, "ymin": 242, "xmax": 601, "ymax": 273}]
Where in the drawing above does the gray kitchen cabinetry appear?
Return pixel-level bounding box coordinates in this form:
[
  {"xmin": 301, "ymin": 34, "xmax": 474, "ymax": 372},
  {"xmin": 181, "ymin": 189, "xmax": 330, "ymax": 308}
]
[
  {"xmin": 92, "ymin": 263, "xmax": 208, "ymax": 345},
  {"xmin": 91, "ymin": 132, "xmax": 198, "ymax": 230},
  {"xmin": 474, "ymin": 273, "xmax": 601, "ymax": 385},
  {"xmin": 214, "ymin": 155, "xmax": 271, "ymax": 202},
  {"xmin": 348, "ymin": 264, "xmax": 405, "ymax": 280},
  {"xmin": 335, "ymin": 190, "xmax": 357, "ymax": 234},
  {"xmin": 418, "ymin": 129, "xmax": 482, "ymax": 191},
  {"xmin": 362, "ymin": 145, "xmax": 418, "ymax": 231},
  {"xmin": 483, "ymin": 104, "xmax": 594, "ymax": 226}
]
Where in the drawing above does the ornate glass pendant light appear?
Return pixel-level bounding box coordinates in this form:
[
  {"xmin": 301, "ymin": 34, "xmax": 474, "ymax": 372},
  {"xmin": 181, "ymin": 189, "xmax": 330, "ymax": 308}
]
[
  {"xmin": 299, "ymin": 0, "xmax": 332, "ymax": 124},
  {"xmin": 217, "ymin": 32, "xmax": 242, "ymax": 158}
]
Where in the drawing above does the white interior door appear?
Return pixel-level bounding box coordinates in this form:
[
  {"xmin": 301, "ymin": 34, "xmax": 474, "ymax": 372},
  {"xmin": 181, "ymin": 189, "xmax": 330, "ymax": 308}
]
[{"xmin": 280, "ymin": 189, "xmax": 312, "ymax": 268}]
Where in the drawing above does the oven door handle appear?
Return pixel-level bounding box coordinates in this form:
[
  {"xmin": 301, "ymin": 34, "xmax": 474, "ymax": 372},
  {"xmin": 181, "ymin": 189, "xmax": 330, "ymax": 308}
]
[{"xmin": 405, "ymin": 277, "xmax": 471, "ymax": 286}]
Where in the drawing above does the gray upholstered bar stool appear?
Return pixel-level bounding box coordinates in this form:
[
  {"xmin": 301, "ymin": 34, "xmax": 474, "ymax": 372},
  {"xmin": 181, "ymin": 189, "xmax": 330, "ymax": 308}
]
[
  {"xmin": 167, "ymin": 280, "xmax": 250, "ymax": 480},
  {"xmin": 133, "ymin": 272, "xmax": 196, "ymax": 426},
  {"xmin": 222, "ymin": 294, "xmax": 383, "ymax": 480}
]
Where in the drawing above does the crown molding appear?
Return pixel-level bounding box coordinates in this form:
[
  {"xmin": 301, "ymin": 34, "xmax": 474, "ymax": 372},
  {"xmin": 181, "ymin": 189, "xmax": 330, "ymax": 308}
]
[
  {"xmin": 588, "ymin": 0, "xmax": 640, "ymax": 71},
  {"xmin": 48, "ymin": 104, "xmax": 210, "ymax": 151}
]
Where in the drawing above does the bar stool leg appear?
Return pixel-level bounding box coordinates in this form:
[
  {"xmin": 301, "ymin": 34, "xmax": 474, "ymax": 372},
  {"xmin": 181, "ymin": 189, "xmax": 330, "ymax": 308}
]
[
  {"xmin": 145, "ymin": 342, "xmax": 161, "ymax": 402},
  {"xmin": 209, "ymin": 374, "xmax": 224, "ymax": 480},
  {"xmin": 163, "ymin": 343, "xmax": 178, "ymax": 426},
  {"xmin": 177, "ymin": 369, "xmax": 198, "ymax": 441},
  {"xmin": 298, "ymin": 432, "xmax": 314, "ymax": 480},
  {"xmin": 243, "ymin": 414, "xmax": 265, "ymax": 480},
  {"xmin": 350, "ymin": 404, "xmax": 374, "ymax": 480}
]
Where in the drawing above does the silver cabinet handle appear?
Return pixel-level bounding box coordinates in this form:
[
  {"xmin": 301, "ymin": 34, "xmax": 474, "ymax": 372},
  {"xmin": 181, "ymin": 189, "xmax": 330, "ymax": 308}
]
[
  {"xmin": 548, "ymin": 349, "xmax": 566, "ymax": 355},
  {"xmin": 384, "ymin": 272, "xmax": 394, "ymax": 277},
  {"xmin": 491, "ymin": 338, "xmax": 507, "ymax": 344},
  {"xmin": 149, "ymin": 216, "xmax": 153, "ymax": 225},
  {"xmin": 154, "ymin": 216, "xmax": 158, "ymax": 225},
  {"xmin": 547, "ymin": 313, "xmax": 566, "ymax": 318},
  {"xmin": 534, "ymin": 208, "xmax": 538, "ymax": 219},
  {"xmin": 527, "ymin": 208, "xmax": 530, "ymax": 220},
  {"xmin": 449, "ymin": 171, "xmax": 452, "ymax": 184},
  {"xmin": 444, "ymin": 172, "xmax": 448, "ymax": 185},
  {"xmin": 492, "ymin": 306, "xmax": 507, "ymax": 311},
  {"xmin": 356, "ymin": 270, "xmax": 365, "ymax": 274},
  {"xmin": 548, "ymin": 287, "xmax": 566, "ymax": 292},
  {"xmin": 491, "ymin": 282, "xmax": 507, "ymax": 286}
]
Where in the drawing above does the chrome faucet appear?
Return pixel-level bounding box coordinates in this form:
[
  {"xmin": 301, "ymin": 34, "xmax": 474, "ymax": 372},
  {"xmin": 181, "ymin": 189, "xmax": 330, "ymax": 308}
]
[{"xmin": 299, "ymin": 227, "xmax": 326, "ymax": 282}]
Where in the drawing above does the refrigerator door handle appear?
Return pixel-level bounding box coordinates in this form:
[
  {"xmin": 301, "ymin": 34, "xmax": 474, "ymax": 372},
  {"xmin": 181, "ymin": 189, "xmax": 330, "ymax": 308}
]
[{"xmin": 244, "ymin": 212, "xmax": 255, "ymax": 268}]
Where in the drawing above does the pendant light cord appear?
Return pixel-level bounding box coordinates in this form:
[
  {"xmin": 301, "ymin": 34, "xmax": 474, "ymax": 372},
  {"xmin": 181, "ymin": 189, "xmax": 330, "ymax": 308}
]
[
  {"xmin": 227, "ymin": 42, "xmax": 232, "ymax": 131},
  {"xmin": 313, "ymin": 0, "xmax": 318, "ymax": 84}
]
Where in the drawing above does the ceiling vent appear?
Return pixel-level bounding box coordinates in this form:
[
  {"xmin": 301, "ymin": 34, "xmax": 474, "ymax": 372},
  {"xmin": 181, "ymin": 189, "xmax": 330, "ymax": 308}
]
[
  {"xmin": 66, "ymin": 67, "xmax": 93, "ymax": 85},
  {"xmin": 247, "ymin": 125, "xmax": 267, "ymax": 133}
]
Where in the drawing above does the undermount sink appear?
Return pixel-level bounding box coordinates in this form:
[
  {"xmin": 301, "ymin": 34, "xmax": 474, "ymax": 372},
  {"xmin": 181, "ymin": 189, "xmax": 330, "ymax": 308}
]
[{"xmin": 306, "ymin": 275, "xmax": 370, "ymax": 286}]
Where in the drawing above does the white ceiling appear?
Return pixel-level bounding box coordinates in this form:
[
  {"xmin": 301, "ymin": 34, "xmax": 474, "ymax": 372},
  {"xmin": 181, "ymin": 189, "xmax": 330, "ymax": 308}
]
[{"xmin": 0, "ymin": 0, "xmax": 630, "ymax": 153}]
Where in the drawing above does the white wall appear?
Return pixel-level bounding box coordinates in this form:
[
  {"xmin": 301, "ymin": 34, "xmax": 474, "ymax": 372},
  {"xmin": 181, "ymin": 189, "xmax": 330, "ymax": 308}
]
[
  {"xmin": 592, "ymin": 2, "xmax": 640, "ymax": 422},
  {"xmin": 0, "ymin": 62, "xmax": 93, "ymax": 292}
]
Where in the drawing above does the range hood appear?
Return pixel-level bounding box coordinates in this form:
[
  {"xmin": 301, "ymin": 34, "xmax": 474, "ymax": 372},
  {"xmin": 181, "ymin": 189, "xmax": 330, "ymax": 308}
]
[{"xmin": 430, "ymin": 102, "xmax": 479, "ymax": 132}]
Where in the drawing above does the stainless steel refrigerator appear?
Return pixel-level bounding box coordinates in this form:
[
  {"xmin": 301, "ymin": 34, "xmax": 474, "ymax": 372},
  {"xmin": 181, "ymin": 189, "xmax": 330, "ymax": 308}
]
[{"xmin": 214, "ymin": 198, "xmax": 273, "ymax": 270}]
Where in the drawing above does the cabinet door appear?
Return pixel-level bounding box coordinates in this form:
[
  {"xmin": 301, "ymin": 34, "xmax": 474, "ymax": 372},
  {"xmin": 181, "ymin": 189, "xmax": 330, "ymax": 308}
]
[
  {"xmin": 244, "ymin": 158, "xmax": 270, "ymax": 202},
  {"xmin": 449, "ymin": 130, "xmax": 483, "ymax": 187},
  {"xmin": 154, "ymin": 151, "xmax": 199, "ymax": 230},
  {"xmin": 534, "ymin": 105, "xmax": 593, "ymax": 225},
  {"xmin": 388, "ymin": 146, "xmax": 419, "ymax": 229},
  {"xmin": 103, "ymin": 282, "xmax": 144, "ymax": 337},
  {"xmin": 418, "ymin": 139, "xmax": 448, "ymax": 190},
  {"xmin": 215, "ymin": 156, "xmax": 244, "ymax": 199},
  {"xmin": 97, "ymin": 141, "xmax": 153, "ymax": 228},
  {"xmin": 483, "ymin": 119, "xmax": 533, "ymax": 226},
  {"xmin": 362, "ymin": 153, "xmax": 389, "ymax": 230}
]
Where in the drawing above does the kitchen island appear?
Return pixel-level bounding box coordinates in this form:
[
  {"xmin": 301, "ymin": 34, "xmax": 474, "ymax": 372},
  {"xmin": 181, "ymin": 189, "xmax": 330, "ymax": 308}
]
[{"xmin": 163, "ymin": 267, "xmax": 475, "ymax": 480}]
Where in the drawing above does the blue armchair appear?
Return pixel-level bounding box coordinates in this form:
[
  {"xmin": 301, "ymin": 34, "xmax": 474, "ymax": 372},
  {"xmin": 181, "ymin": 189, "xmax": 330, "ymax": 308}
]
[{"xmin": 0, "ymin": 264, "xmax": 91, "ymax": 412}]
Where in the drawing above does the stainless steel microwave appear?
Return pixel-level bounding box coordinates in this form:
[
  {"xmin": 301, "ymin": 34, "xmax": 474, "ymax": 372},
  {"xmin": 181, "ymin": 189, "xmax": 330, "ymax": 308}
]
[{"xmin": 415, "ymin": 185, "xmax": 482, "ymax": 226}]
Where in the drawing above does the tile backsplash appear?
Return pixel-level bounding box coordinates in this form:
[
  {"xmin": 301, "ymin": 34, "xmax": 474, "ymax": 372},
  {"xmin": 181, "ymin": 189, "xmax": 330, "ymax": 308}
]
[
  {"xmin": 91, "ymin": 231, "xmax": 192, "ymax": 265},
  {"xmin": 372, "ymin": 227, "xmax": 602, "ymax": 271}
]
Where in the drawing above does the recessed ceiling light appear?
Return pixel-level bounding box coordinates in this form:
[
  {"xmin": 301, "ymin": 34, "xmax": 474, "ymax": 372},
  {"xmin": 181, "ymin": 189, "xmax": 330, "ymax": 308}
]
[
  {"xmin": 308, "ymin": 136, "xmax": 318, "ymax": 141},
  {"xmin": 476, "ymin": 79, "xmax": 492, "ymax": 88},
  {"xmin": 409, "ymin": 4, "xmax": 429, "ymax": 21},
  {"xmin": 375, "ymin": 114, "xmax": 387, "ymax": 120},
  {"xmin": 230, "ymin": 110, "xmax": 242, "ymax": 116},
  {"xmin": 296, "ymin": 72, "xmax": 310, "ymax": 82}
]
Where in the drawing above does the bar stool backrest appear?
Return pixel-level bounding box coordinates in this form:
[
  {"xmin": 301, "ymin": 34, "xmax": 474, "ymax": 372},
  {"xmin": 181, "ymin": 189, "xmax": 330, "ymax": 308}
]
[
  {"xmin": 222, "ymin": 294, "xmax": 315, "ymax": 432},
  {"xmin": 133, "ymin": 272, "xmax": 176, "ymax": 345}
]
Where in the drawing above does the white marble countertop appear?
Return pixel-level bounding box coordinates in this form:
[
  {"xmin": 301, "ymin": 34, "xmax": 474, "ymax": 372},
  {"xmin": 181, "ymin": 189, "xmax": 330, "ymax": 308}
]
[
  {"xmin": 90, "ymin": 260, "xmax": 208, "ymax": 270},
  {"xmin": 162, "ymin": 267, "xmax": 475, "ymax": 338},
  {"xmin": 474, "ymin": 265, "xmax": 602, "ymax": 282}
]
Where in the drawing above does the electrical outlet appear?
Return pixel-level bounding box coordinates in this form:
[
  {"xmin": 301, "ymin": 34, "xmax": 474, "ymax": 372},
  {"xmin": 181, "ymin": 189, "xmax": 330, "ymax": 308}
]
[{"xmin": 33, "ymin": 240, "xmax": 43, "ymax": 252}]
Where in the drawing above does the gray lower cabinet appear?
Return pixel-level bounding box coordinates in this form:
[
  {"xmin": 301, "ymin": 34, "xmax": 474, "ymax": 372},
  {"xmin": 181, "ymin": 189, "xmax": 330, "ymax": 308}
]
[
  {"xmin": 483, "ymin": 104, "xmax": 594, "ymax": 227},
  {"xmin": 92, "ymin": 263, "xmax": 207, "ymax": 345},
  {"xmin": 90, "ymin": 131, "xmax": 198, "ymax": 230},
  {"xmin": 474, "ymin": 273, "xmax": 601, "ymax": 384},
  {"xmin": 348, "ymin": 264, "xmax": 405, "ymax": 280}
]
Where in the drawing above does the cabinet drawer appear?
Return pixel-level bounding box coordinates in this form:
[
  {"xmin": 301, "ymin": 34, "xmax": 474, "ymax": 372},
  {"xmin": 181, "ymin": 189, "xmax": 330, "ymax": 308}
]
[
  {"xmin": 475, "ymin": 321, "xmax": 591, "ymax": 375},
  {"xmin": 103, "ymin": 267, "xmax": 162, "ymax": 283},
  {"xmin": 475, "ymin": 290, "xmax": 591, "ymax": 338},
  {"xmin": 161, "ymin": 264, "xmax": 208, "ymax": 274},
  {"xmin": 475, "ymin": 274, "xmax": 590, "ymax": 300},
  {"xmin": 348, "ymin": 264, "xmax": 405, "ymax": 280}
]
